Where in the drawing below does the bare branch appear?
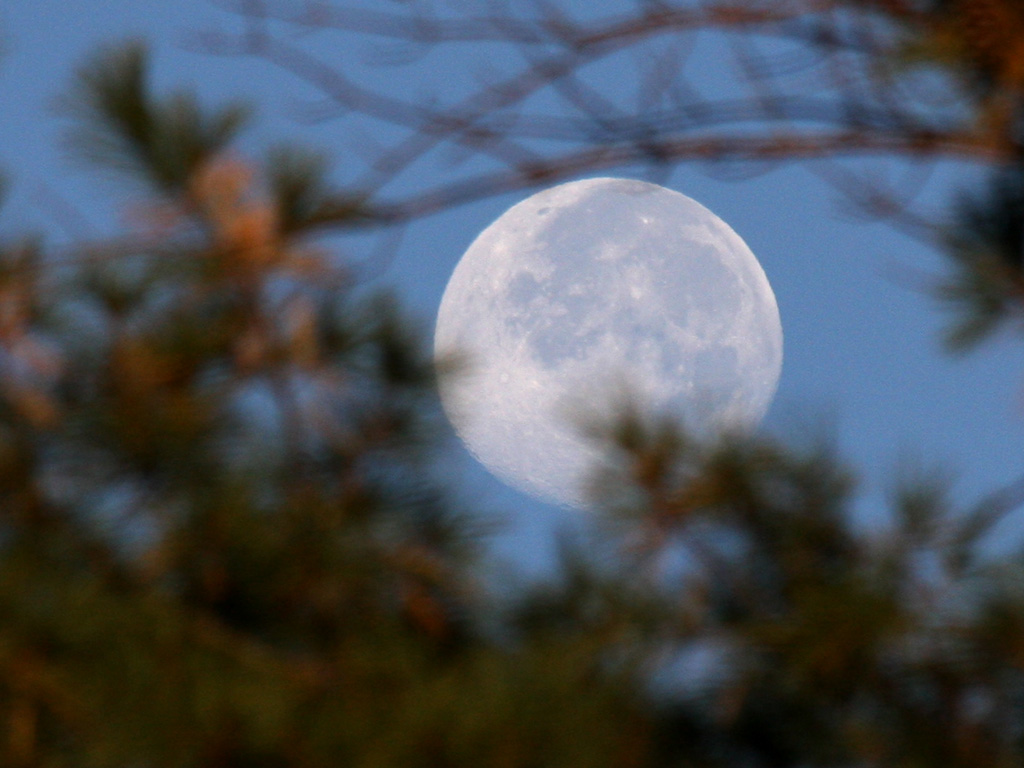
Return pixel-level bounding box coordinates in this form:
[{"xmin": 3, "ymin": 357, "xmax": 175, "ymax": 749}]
[
  {"xmin": 188, "ymin": 0, "xmax": 1022, "ymax": 239},
  {"xmin": 367, "ymin": 129, "xmax": 1003, "ymax": 223}
]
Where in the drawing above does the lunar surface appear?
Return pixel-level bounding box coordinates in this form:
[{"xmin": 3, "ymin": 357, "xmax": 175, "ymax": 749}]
[{"xmin": 435, "ymin": 178, "xmax": 782, "ymax": 508}]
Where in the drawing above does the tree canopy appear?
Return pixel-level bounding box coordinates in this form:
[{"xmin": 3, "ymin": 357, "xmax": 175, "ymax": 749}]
[{"xmin": 3, "ymin": 2, "xmax": 1024, "ymax": 766}]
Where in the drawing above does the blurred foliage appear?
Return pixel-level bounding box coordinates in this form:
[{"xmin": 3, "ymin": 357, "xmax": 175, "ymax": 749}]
[
  {"xmin": 3, "ymin": 16, "xmax": 1024, "ymax": 768},
  {"xmin": 60, "ymin": 42, "xmax": 250, "ymax": 193},
  {"xmin": 888, "ymin": 0, "xmax": 1024, "ymax": 351},
  {"xmin": 181, "ymin": 0, "xmax": 1024, "ymax": 356},
  {"xmin": 892, "ymin": 0, "xmax": 1024, "ymax": 93},
  {"xmin": 935, "ymin": 161, "xmax": 1024, "ymax": 350}
]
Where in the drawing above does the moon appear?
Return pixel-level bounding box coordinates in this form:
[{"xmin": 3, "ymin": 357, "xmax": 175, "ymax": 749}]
[{"xmin": 435, "ymin": 177, "xmax": 782, "ymax": 508}]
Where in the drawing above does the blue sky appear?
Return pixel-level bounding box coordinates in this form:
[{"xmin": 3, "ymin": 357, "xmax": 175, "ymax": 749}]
[{"xmin": 4, "ymin": 0, "xmax": 1024, "ymax": 571}]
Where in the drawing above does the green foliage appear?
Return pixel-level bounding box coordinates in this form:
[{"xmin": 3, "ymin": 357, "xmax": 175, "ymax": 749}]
[
  {"xmin": 936, "ymin": 163, "xmax": 1024, "ymax": 351},
  {"xmin": 265, "ymin": 146, "xmax": 372, "ymax": 235},
  {"xmin": 61, "ymin": 42, "xmax": 250, "ymax": 193},
  {"xmin": 2, "ymin": 34, "xmax": 1024, "ymax": 768},
  {"xmin": 582, "ymin": 407, "xmax": 1024, "ymax": 767}
]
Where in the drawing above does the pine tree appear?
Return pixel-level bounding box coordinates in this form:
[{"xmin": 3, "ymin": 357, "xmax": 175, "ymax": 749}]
[{"xmin": 3, "ymin": 30, "xmax": 1024, "ymax": 768}]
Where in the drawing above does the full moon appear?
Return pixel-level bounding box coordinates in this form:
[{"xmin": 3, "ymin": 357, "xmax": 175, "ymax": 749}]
[{"xmin": 435, "ymin": 178, "xmax": 782, "ymax": 508}]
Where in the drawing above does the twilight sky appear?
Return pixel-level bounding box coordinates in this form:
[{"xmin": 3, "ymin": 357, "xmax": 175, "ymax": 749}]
[{"xmin": 4, "ymin": 0, "xmax": 1024, "ymax": 571}]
